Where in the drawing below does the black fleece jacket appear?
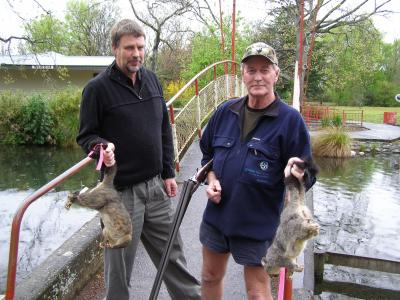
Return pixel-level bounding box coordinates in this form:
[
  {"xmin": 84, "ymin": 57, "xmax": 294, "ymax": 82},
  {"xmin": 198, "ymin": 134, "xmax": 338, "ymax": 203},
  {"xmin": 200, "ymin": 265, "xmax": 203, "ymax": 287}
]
[{"xmin": 77, "ymin": 61, "xmax": 175, "ymax": 187}]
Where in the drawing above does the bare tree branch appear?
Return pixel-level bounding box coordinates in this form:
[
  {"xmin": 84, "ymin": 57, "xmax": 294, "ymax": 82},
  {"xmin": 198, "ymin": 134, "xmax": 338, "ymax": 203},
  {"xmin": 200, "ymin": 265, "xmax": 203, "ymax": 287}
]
[
  {"xmin": 128, "ymin": 0, "xmax": 194, "ymax": 71},
  {"xmin": 33, "ymin": 0, "xmax": 51, "ymax": 15}
]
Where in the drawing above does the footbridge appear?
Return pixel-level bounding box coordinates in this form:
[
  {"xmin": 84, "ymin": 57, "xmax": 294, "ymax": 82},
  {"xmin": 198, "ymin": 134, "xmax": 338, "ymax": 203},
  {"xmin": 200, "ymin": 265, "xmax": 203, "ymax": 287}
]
[{"xmin": 165, "ymin": 60, "xmax": 245, "ymax": 170}]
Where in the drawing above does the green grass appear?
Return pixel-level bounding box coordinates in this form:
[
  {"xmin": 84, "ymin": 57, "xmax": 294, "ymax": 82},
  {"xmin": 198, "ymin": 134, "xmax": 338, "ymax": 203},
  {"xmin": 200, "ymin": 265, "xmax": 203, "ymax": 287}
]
[{"xmin": 331, "ymin": 106, "xmax": 400, "ymax": 124}]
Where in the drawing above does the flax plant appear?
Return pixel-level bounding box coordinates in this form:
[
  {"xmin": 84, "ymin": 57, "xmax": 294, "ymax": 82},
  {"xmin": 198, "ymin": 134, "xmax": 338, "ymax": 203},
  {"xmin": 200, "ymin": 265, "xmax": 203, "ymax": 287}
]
[{"xmin": 312, "ymin": 126, "xmax": 352, "ymax": 158}]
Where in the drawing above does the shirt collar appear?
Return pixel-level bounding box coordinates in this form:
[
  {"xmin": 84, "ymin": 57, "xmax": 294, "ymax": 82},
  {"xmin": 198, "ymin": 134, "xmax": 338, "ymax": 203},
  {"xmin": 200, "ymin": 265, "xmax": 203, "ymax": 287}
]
[{"xmin": 230, "ymin": 93, "xmax": 281, "ymax": 117}]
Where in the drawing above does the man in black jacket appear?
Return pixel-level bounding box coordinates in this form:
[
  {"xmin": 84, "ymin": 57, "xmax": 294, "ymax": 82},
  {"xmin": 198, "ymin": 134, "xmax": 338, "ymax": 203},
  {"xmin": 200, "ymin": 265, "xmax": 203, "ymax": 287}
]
[{"xmin": 77, "ymin": 19, "xmax": 200, "ymax": 300}]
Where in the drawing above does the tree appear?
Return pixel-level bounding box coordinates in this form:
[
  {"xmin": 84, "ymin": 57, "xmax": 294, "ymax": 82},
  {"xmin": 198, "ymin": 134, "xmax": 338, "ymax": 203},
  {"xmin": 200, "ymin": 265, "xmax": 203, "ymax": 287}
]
[
  {"xmin": 257, "ymin": 0, "xmax": 394, "ymax": 104},
  {"xmin": 321, "ymin": 20, "xmax": 384, "ymax": 105},
  {"xmin": 22, "ymin": 0, "xmax": 119, "ymax": 56},
  {"xmin": 24, "ymin": 14, "xmax": 67, "ymax": 54},
  {"xmin": 184, "ymin": 18, "xmax": 251, "ymax": 82},
  {"xmin": 128, "ymin": 0, "xmax": 195, "ymax": 72},
  {"xmin": 65, "ymin": 0, "xmax": 120, "ymax": 55}
]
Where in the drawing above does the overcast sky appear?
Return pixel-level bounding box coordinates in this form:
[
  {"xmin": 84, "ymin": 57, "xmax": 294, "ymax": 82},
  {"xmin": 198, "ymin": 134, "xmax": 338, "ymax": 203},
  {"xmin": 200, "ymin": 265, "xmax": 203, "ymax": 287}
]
[{"xmin": 0, "ymin": 0, "xmax": 399, "ymax": 46}]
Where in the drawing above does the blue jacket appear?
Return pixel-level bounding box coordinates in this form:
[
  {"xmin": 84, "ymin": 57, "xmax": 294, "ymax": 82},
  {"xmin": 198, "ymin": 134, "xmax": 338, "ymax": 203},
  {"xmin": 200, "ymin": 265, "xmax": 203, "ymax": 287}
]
[{"xmin": 200, "ymin": 95, "xmax": 315, "ymax": 241}]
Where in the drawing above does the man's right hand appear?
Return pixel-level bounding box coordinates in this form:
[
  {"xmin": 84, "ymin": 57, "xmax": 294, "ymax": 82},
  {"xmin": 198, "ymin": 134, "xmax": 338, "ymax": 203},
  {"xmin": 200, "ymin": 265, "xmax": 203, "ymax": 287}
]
[
  {"xmin": 104, "ymin": 142, "xmax": 115, "ymax": 166},
  {"xmin": 206, "ymin": 171, "xmax": 222, "ymax": 204}
]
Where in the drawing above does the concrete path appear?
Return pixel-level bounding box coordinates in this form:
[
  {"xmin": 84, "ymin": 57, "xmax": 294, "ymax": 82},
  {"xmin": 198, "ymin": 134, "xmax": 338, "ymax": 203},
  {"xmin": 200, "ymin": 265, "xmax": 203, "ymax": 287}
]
[{"xmin": 348, "ymin": 122, "xmax": 400, "ymax": 141}]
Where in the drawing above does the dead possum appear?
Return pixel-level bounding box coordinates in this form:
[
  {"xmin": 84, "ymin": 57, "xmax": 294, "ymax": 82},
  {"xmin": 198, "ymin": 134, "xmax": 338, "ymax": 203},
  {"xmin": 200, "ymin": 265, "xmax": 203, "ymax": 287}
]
[
  {"xmin": 65, "ymin": 164, "xmax": 132, "ymax": 248},
  {"xmin": 261, "ymin": 159, "xmax": 319, "ymax": 275}
]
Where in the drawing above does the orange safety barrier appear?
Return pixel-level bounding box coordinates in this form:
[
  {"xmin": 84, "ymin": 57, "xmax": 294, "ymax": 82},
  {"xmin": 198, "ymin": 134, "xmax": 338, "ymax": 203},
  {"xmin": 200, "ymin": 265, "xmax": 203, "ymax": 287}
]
[
  {"xmin": 301, "ymin": 105, "xmax": 363, "ymax": 129},
  {"xmin": 383, "ymin": 112, "xmax": 397, "ymax": 125}
]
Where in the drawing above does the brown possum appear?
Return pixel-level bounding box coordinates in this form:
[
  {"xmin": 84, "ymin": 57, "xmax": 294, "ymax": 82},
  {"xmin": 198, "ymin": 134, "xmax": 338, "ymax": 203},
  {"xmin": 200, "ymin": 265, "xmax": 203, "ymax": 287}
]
[
  {"xmin": 65, "ymin": 164, "xmax": 132, "ymax": 248},
  {"xmin": 262, "ymin": 159, "xmax": 319, "ymax": 275}
]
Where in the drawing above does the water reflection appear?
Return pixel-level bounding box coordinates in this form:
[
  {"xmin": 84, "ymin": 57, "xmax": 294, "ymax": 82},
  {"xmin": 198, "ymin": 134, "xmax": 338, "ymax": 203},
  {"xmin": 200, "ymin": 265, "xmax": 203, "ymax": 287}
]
[
  {"xmin": 314, "ymin": 154, "xmax": 400, "ymax": 297},
  {"xmin": 0, "ymin": 145, "xmax": 99, "ymax": 293}
]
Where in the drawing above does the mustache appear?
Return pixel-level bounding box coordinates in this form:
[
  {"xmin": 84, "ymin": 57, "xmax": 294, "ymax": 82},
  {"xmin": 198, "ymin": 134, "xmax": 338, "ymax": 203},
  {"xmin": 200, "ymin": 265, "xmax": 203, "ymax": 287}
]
[{"xmin": 128, "ymin": 58, "xmax": 142, "ymax": 63}]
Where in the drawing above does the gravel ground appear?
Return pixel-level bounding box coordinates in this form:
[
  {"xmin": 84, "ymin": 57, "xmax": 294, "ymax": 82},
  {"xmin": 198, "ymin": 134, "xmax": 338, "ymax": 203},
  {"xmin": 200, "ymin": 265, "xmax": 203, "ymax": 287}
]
[{"xmin": 75, "ymin": 268, "xmax": 105, "ymax": 300}]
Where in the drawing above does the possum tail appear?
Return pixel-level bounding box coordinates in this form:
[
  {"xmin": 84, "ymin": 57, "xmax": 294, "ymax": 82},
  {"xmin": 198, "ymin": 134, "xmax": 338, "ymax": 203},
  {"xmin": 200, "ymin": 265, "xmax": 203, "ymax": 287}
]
[
  {"xmin": 102, "ymin": 163, "xmax": 117, "ymax": 186},
  {"xmin": 284, "ymin": 158, "xmax": 318, "ymax": 205}
]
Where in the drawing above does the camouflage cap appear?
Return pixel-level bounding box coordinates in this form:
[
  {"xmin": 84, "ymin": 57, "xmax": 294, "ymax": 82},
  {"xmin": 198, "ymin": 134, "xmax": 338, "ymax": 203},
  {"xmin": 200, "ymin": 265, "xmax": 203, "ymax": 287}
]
[{"xmin": 241, "ymin": 42, "xmax": 278, "ymax": 65}]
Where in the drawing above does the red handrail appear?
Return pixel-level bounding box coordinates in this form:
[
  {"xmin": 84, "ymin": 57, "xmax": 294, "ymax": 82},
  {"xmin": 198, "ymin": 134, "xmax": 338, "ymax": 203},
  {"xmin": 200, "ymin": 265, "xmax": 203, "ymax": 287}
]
[
  {"xmin": 166, "ymin": 59, "xmax": 239, "ymax": 108},
  {"xmin": 5, "ymin": 156, "xmax": 94, "ymax": 300},
  {"xmin": 277, "ymin": 267, "xmax": 292, "ymax": 300}
]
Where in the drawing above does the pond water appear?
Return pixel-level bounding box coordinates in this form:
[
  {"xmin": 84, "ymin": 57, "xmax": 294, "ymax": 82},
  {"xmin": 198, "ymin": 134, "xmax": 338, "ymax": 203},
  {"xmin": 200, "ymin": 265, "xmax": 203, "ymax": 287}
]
[
  {"xmin": 313, "ymin": 154, "xmax": 400, "ymax": 298},
  {"xmin": 0, "ymin": 145, "xmax": 99, "ymax": 293}
]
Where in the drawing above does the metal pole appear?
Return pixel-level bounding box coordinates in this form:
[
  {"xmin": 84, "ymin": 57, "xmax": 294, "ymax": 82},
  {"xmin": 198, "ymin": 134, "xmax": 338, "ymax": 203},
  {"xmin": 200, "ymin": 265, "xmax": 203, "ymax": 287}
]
[
  {"xmin": 149, "ymin": 179, "xmax": 196, "ymax": 300},
  {"xmin": 219, "ymin": 0, "xmax": 228, "ymax": 74},
  {"xmin": 298, "ymin": 0, "xmax": 305, "ymax": 107},
  {"xmin": 231, "ymin": 0, "xmax": 236, "ymax": 75},
  {"xmin": 195, "ymin": 79, "xmax": 201, "ymax": 138},
  {"xmin": 149, "ymin": 160, "xmax": 213, "ymax": 300},
  {"xmin": 169, "ymin": 105, "xmax": 180, "ymax": 172}
]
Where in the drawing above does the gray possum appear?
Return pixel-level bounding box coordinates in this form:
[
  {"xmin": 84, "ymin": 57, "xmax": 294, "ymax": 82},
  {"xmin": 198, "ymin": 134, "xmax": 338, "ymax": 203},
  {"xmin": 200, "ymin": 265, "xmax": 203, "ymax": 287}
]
[
  {"xmin": 65, "ymin": 164, "xmax": 132, "ymax": 248},
  {"xmin": 261, "ymin": 159, "xmax": 319, "ymax": 275}
]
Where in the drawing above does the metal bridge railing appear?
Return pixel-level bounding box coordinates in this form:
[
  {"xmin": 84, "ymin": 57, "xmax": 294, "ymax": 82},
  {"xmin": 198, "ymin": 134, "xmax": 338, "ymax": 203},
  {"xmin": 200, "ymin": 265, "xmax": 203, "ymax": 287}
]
[{"xmin": 166, "ymin": 60, "xmax": 245, "ymax": 171}]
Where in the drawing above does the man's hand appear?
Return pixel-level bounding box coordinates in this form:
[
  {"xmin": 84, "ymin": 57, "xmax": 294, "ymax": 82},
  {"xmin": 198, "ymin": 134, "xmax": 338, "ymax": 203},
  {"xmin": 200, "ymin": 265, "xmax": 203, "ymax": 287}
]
[
  {"xmin": 206, "ymin": 171, "xmax": 222, "ymax": 204},
  {"xmin": 284, "ymin": 157, "xmax": 305, "ymax": 181},
  {"xmin": 164, "ymin": 178, "xmax": 178, "ymax": 198},
  {"xmin": 104, "ymin": 143, "xmax": 115, "ymax": 167}
]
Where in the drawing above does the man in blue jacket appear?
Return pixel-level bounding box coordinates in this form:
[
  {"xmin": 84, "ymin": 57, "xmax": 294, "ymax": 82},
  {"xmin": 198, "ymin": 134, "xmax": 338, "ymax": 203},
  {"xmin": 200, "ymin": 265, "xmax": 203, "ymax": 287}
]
[
  {"xmin": 199, "ymin": 42, "xmax": 316, "ymax": 299},
  {"xmin": 77, "ymin": 19, "xmax": 200, "ymax": 300}
]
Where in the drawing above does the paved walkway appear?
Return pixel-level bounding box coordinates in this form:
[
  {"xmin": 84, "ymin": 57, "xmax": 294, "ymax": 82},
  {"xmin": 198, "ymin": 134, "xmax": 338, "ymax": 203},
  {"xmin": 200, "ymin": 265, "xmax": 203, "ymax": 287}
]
[{"xmin": 348, "ymin": 122, "xmax": 400, "ymax": 141}]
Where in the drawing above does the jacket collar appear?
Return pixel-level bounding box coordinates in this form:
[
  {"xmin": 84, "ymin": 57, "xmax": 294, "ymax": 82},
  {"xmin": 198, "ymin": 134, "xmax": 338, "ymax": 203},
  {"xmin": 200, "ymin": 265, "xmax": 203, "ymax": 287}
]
[
  {"xmin": 229, "ymin": 93, "xmax": 281, "ymax": 117},
  {"xmin": 107, "ymin": 60, "xmax": 143, "ymax": 85}
]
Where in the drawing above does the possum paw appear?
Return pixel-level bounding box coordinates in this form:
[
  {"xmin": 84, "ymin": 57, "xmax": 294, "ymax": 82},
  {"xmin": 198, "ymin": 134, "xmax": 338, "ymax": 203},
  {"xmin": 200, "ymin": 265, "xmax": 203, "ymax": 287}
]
[
  {"xmin": 65, "ymin": 200, "xmax": 73, "ymax": 209},
  {"xmin": 308, "ymin": 223, "xmax": 320, "ymax": 236}
]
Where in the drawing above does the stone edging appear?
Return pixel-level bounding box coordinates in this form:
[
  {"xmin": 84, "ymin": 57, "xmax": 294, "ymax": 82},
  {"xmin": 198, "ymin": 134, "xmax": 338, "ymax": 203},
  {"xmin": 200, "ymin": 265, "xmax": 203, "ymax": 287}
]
[
  {"xmin": 351, "ymin": 140, "xmax": 400, "ymax": 155},
  {"xmin": 14, "ymin": 215, "xmax": 103, "ymax": 300}
]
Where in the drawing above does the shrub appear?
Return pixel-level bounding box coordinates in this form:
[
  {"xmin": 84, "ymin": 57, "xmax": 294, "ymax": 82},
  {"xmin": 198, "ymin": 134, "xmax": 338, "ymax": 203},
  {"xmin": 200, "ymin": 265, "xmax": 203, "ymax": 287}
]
[
  {"xmin": 0, "ymin": 88, "xmax": 82, "ymax": 146},
  {"xmin": 0, "ymin": 90, "xmax": 26, "ymax": 143},
  {"xmin": 321, "ymin": 117, "xmax": 331, "ymax": 128},
  {"xmin": 332, "ymin": 115, "xmax": 342, "ymax": 127},
  {"xmin": 312, "ymin": 126, "xmax": 352, "ymax": 158},
  {"xmin": 48, "ymin": 88, "xmax": 81, "ymax": 147},
  {"xmin": 164, "ymin": 80, "xmax": 196, "ymax": 108},
  {"xmin": 17, "ymin": 94, "xmax": 54, "ymax": 145}
]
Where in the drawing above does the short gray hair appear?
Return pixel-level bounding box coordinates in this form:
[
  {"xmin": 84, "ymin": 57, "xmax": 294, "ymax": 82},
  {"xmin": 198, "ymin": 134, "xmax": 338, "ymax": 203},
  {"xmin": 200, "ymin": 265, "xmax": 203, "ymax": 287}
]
[{"xmin": 110, "ymin": 19, "xmax": 146, "ymax": 47}]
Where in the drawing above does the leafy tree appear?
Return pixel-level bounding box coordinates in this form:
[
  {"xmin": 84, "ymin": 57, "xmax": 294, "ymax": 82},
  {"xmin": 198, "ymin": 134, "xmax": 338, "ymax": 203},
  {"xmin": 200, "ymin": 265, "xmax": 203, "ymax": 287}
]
[
  {"xmin": 255, "ymin": 0, "xmax": 394, "ymax": 105},
  {"xmin": 65, "ymin": 0, "xmax": 119, "ymax": 55},
  {"xmin": 364, "ymin": 40, "xmax": 400, "ymax": 106},
  {"xmin": 321, "ymin": 20, "xmax": 384, "ymax": 106},
  {"xmin": 183, "ymin": 17, "xmax": 251, "ymax": 82},
  {"xmin": 23, "ymin": 0, "xmax": 119, "ymax": 56},
  {"xmin": 24, "ymin": 15, "xmax": 67, "ymax": 54}
]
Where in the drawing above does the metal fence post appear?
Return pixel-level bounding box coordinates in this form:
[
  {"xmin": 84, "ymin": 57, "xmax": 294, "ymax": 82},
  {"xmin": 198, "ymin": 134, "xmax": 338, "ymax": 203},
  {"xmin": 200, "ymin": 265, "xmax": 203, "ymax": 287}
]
[
  {"xmin": 169, "ymin": 105, "xmax": 180, "ymax": 172},
  {"xmin": 195, "ymin": 79, "xmax": 201, "ymax": 138}
]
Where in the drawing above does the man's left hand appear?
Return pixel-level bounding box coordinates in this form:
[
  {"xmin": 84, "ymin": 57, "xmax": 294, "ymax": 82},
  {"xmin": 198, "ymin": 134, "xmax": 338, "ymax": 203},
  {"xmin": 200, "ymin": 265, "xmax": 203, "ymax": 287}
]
[{"xmin": 163, "ymin": 178, "xmax": 178, "ymax": 198}]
